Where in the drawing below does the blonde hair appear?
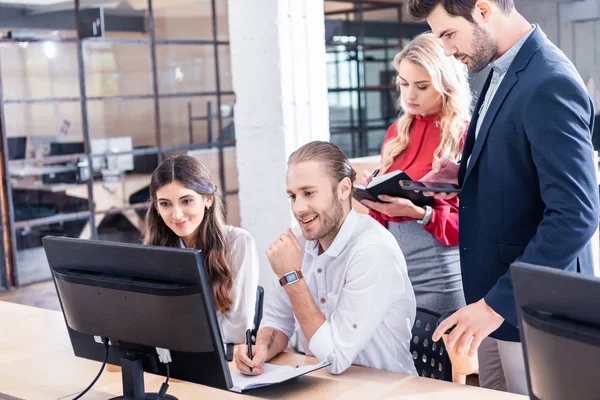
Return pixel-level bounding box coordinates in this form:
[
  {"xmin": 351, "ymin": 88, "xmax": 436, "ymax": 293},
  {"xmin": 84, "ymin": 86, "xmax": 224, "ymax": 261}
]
[{"xmin": 380, "ymin": 33, "xmax": 472, "ymax": 174}]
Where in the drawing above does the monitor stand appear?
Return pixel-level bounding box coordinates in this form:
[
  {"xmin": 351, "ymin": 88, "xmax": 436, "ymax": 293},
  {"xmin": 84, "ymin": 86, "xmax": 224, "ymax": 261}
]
[{"xmin": 109, "ymin": 356, "xmax": 178, "ymax": 400}]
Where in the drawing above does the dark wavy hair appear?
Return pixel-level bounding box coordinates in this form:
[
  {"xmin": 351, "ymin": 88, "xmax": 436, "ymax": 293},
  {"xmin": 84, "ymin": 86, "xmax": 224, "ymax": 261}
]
[
  {"xmin": 143, "ymin": 155, "xmax": 233, "ymax": 313},
  {"xmin": 407, "ymin": 0, "xmax": 514, "ymax": 22}
]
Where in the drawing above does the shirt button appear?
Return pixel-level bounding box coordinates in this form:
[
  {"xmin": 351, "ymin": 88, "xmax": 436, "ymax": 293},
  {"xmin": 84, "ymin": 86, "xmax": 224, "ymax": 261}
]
[
  {"xmin": 317, "ymin": 268, "xmax": 322, "ymax": 273},
  {"xmin": 492, "ymin": 78, "xmax": 498, "ymax": 84},
  {"xmin": 353, "ymin": 324, "xmax": 358, "ymax": 329},
  {"xmin": 320, "ymin": 298, "xmax": 326, "ymax": 304}
]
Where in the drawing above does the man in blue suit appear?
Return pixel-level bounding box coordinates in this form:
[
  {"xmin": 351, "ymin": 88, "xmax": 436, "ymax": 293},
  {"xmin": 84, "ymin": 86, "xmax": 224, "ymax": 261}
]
[{"xmin": 407, "ymin": 0, "xmax": 599, "ymax": 394}]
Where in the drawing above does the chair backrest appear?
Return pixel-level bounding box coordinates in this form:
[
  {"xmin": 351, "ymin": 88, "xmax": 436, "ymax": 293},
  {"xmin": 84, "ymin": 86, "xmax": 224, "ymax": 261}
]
[{"xmin": 411, "ymin": 307, "xmax": 452, "ymax": 381}]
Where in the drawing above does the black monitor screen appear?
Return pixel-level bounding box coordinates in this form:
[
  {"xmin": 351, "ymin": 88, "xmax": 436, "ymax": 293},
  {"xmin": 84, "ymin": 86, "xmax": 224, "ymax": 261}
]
[
  {"xmin": 42, "ymin": 236, "xmax": 232, "ymax": 397},
  {"xmin": 8, "ymin": 136, "xmax": 27, "ymax": 160}
]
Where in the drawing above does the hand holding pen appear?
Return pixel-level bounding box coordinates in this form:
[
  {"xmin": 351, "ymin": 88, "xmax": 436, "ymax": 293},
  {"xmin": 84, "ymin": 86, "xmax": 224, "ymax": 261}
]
[
  {"xmin": 234, "ymin": 332, "xmax": 268, "ymax": 376},
  {"xmin": 360, "ymin": 168, "xmax": 380, "ymax": 186}
]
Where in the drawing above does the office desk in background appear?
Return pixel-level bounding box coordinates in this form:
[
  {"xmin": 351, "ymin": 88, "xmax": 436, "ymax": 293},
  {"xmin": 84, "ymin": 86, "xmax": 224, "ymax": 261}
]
[
  {"xmin": 11, "ymin": 171, "xmax": 151, "ymax": 238},
  {"xmin": 0, "ymin": 301, "xmax": 526, "ymax": 400}
]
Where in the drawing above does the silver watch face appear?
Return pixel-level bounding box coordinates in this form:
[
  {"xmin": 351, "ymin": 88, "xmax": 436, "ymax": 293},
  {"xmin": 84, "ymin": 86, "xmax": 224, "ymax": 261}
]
[{"xmin": 284, "ymin": 271, "xmax": 299, "ymax": 284}]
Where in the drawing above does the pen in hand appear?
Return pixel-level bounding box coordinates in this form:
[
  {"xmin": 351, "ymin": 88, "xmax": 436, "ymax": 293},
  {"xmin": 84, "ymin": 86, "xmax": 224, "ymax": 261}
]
[
  {"xmin": 246, "ymin": 329, "xmax": 253, "ymax": 373},
  {"xmin": 372, "ymin": 168, "xmax": 380, "ymax": 179}
]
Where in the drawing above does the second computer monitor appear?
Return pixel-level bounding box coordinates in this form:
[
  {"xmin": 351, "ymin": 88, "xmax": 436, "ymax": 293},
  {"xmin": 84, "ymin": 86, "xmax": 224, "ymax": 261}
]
[
  {"xmin": 91, "ymin": 136, "xmax": 134, "ymax": 173},
  {"xmin": 512, "ymin": 262, "xmax": 600, "ymax": 400}
]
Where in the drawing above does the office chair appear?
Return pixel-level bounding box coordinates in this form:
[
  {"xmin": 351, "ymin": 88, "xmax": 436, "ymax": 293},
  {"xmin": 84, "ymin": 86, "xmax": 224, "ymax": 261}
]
[{"xmin": 411, "ymin": 307, "xmax": 453, "ymax": 381}]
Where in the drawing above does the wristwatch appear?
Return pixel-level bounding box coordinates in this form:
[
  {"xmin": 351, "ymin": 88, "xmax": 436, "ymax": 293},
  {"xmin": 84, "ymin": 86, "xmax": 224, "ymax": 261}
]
[
  {"xmin": 279, "ymin": 270, "xmax": 304, "ymax": 287},
  {"xmin": 417, "ymin": 205, "xmax": 433, "ymax": 225}
]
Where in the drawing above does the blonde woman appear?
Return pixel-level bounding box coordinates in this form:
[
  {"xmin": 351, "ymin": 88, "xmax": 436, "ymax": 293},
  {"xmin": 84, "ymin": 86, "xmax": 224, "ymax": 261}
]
[{"xmin": 361, "ymin": 33, "xmax": 471, "ymax": 327}]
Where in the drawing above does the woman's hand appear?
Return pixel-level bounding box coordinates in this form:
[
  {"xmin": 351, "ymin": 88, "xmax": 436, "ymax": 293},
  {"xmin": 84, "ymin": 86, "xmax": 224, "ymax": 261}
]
[
  {"xmin": 361, "ymin": 195, "xmax": 426, "ymax": 219},
  {"xmin": 359, "ymin": 170, "xmax": 374, "ymax": 186}
]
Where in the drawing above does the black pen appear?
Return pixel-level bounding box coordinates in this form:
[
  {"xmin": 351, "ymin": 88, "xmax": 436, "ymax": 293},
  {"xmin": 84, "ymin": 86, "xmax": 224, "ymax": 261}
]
[
  {"xmin": 372, "ymin": 168, "xmax": 380, "ymax": 178},
  {"xmin": 246, "ymin": 329, "xmax": 253, "ymax": 372}
]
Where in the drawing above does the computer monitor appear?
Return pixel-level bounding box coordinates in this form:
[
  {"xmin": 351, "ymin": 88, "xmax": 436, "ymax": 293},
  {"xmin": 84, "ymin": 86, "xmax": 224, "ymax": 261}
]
[
  {"xmin": 7, "ymin": 136, "xmax": 27, "ymax": 160},
  {"xmin": 591, "ymin": 114, "xmax": 600, "ymax": 151},
  {"xmin": 43, "ymin": 142, "xmax": 86, "ymax": 184},
  {"xmin": 50, "ymin": 141, "xmax": 85, "ymax": 156},
  {"xmin": 42, "ymin": 236, "xmax": 232, "ymax": 399},
  {"xmin": 30, "ymin": 135, "xmax": 58, "ymax": 157},
  {"xmin": 511, "ymin": 262, "xmax": 600, "ymax": 400},
  {"xmin": 91, "ymin": 137, "xmax": 134, "ymax": 173}
]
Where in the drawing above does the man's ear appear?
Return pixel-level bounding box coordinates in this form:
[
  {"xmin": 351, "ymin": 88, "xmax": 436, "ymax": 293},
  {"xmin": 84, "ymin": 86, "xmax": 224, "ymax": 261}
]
[
  {"xmin": 337, "ymin": 177, "xmax": 352, "ymax": 202},
  {"xmin": 474, "ymin": 0, "xmax": 493, "ymax": 24}
]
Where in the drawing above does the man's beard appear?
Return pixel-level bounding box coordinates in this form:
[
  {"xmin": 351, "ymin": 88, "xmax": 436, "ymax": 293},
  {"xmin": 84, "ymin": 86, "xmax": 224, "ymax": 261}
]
[
  {"xmin": 303, "ymin": 194, "xmax": 344, "ymax": 242},
  {"xmin": 462, "ymin": 23, "xmax": 497, "ymax": 73}
]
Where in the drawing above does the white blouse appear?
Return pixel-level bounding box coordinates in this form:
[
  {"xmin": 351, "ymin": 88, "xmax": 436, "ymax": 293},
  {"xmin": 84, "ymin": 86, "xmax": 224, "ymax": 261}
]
[{"xmin": 180, "ymin": 226, "xmax": 259, "ymax": 344}]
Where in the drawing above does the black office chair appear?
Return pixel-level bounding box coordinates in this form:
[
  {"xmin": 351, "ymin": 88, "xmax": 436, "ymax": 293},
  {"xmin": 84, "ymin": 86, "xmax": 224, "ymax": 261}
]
[{"xmin": 411, "ymin": 307, "xmax": 453, "ymax": 381}]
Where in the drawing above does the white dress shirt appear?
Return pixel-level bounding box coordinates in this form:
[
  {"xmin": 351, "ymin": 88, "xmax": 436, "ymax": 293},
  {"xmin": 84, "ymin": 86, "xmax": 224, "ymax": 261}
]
[
  {"xmin": 180, "ymin": 225, "xmax": 259, "ymax": 344},
  {"xmin": 261, "ymin": 210, "xmax": 417, "ymax": 375}
]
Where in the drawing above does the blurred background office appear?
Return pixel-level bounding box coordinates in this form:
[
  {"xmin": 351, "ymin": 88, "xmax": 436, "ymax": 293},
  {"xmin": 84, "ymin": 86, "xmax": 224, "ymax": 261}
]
[{"xmin": 0, "ymin": 0, "xmax": 597, "ymax": 305}]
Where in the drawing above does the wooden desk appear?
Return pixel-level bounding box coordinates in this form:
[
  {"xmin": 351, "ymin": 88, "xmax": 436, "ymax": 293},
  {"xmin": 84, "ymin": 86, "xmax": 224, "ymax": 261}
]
[{"xmin": 0, "ymin": 301, "xmax": 526, "ymax": 400}]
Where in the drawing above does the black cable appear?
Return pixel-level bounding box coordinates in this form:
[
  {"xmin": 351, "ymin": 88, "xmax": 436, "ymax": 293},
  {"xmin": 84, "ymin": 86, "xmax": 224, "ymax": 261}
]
[
  {"xmin": 156, "ymin": 362, "xmax": 170, "ymax": 400},
  {"xmin": 73, "ymin": 337, "xmax": 109, "ymax": 400}
]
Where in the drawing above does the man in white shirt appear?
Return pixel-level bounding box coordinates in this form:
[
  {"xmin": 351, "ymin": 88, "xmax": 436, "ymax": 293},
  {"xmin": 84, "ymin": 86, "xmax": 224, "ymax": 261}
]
[{"xmin": 233, "ymin": 141, "xmax": 417, "ymax": 375}]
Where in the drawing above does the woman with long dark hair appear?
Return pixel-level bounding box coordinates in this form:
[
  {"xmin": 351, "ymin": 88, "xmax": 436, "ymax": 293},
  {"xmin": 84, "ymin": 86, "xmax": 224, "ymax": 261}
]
[{"xmin": 144, "ymin": 155, "xmax": 259, "ymax": 344}]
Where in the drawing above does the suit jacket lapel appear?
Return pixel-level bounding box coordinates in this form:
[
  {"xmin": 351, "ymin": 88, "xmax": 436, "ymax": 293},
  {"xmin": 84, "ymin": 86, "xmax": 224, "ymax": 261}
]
[
  {"xmin": 459, "ymin": 71, "xmax": 492, "ymax": 185},
  {"xmin": 462, "ymin": 72, "xmax": 519, "ymax": 184},
  {"xmin": 461, "ymin": 26, "xmax": 546, "ymax": 185}
]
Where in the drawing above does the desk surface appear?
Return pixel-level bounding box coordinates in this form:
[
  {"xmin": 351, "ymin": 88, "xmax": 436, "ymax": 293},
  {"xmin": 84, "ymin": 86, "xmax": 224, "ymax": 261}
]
[{"xmin": 0, "ymin": 301, "xmax": 527, "ymax": 400}]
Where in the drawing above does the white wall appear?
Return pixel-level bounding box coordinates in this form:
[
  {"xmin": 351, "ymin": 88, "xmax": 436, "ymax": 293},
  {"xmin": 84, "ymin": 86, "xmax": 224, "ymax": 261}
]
[{"xmin": 228, "ymin": 0, "xmax": 330, "ymax": 293}]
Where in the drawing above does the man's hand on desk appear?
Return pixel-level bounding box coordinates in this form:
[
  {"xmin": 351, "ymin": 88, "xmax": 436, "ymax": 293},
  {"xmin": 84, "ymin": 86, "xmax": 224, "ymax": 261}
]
[
  {"xmin": 234, "ymin": 343, "xmax": 268, "ymax": 376},
  {"xmin": 432, "ymin": 299, "xmax": 504, "ymax": 357}
]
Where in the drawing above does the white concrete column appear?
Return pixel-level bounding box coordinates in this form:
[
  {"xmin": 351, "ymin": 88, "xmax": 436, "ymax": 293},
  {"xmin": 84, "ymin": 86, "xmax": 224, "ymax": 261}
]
[{"xmin": 228, "ymin": 0, "xmax": 330, "ymax": 291}]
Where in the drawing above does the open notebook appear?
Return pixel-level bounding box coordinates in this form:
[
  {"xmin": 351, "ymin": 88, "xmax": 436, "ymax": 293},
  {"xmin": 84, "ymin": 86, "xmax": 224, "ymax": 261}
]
[{"xmin": 230, "ymin": 360, "xmax": 330, "ymax": 393}]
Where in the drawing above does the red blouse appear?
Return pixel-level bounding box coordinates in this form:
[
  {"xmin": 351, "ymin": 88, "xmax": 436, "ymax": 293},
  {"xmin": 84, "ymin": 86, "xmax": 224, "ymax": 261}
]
[{"xmin": 369, "ymin": 114, "xmax": 467, "ymax": 246}]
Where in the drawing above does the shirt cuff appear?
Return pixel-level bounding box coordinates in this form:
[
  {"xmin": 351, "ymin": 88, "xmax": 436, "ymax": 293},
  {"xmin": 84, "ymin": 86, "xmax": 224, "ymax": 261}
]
[{"xmin": 308, "ymin": 320, "xmax": 335, "ymax": 363}]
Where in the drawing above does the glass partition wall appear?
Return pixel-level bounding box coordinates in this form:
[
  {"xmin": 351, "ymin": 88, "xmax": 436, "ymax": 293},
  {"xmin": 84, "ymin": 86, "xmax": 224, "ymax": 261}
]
[
  {"xmin": 324, "ymin": 0, "xmax": 428, "ymax": 158},
  {"xmin": 0, "ymin": 0, "xmax": 236, "ymax": 288}
]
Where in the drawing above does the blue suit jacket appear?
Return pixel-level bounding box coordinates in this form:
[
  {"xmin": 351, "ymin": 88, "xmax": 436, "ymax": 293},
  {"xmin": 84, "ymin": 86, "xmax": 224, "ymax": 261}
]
[{"xmin": 457, "ymin": 27, "xmax": 599, "ymax": 342}]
